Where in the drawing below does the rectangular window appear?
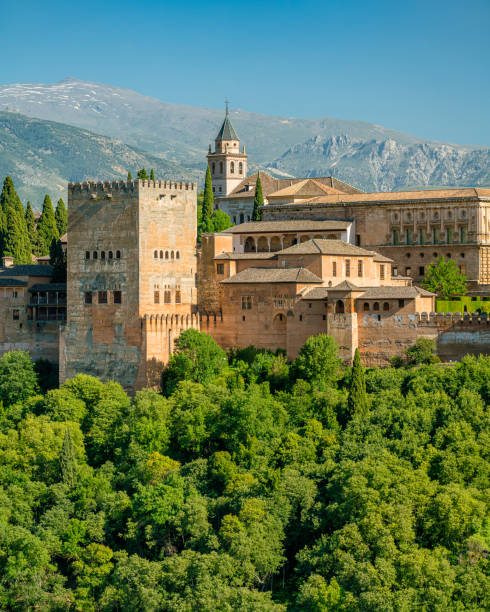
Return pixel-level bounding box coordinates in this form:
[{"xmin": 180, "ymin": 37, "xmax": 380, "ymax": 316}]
[
  {"xmin": 358, "ymin": 260, "xmax": 363, "ymax": 277},
  {"xmin": 393, "ymin": 267, "xmax": 398, "ymax": 277},
  {"xmin": 154, "ymin": 290, "xmax": 160, "ymax": 304},
  {"xmin": 406, "ymin": 229, "xmax": 412, "ymax": 245},
  {"xmin": 345, "ymin": 259, "xmax": 351, "ymax": 277},
  {"xmin": 380, "ymin": 264, "xmax": 385, "ymax": 280},
  {"xmin": 84, "ymin": 291, "xmax": 92, "ymax": 305},
  {"xmin": 447, "ymin": 228, "xmax": 452, "ymax": 243},
  {"xmin": 433, "ymin": 228, "xmax": 438, "ymax": 244},
  {"xmin": 164, "ymin": 290, "xmax": 171, "ymax": 304},
  {"xmin": 356, "ymin": 234, "xmax": 361, "ymax": 246},
  {"xmin": 419, "ymin": 229, "xmax": 425, "ymax": 244},
  {"xmin": 175, "ymin": 290, "xmax": 181, "ymax": 304},
  {"xmin": 216, "ymin": 263, "xmax": 224, "ymax": 275},
  {"xmin": 113, "ymin": 291, "xmax": 122, "ymax": 304},
  {"xmin": 419, "ymin": 266, "xmax": 425, "ymax": 276},
  {"xmin": 460, "ymin": 227, "xmax": 467, "ymax": 243},
  {"xmin": 13, "ymin": 290, "xmax": 18, "ymax": 298},
  {"xmin": 241, "ymin": 295, "xmax": 252, "ymax": 310},
  {"xmin": 398, "ymin": 299, "xmax": 405, "ymax": 307},
  {"xmin": 393, "ymin": 230, "xmax": 399, "ymax": 245},
  {"xmin": 98, "ymin": 291, "xmax": 107, "ymax": 304},
  {"xmin": 405, "ymin": 267, "xmax": 411, "ymax": 276},
  {"xmin": 13, "ymin": 309, "xmax": 19, "ymax": 320},
  {"xmin": 332, "ymin": 261, "xmax": 337, "ymax": 277}
]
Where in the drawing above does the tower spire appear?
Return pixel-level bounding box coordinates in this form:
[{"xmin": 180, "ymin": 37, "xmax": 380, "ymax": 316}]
[{"xmin": 225, "ymin": 98, "xmax": 229, "ymax": 116}]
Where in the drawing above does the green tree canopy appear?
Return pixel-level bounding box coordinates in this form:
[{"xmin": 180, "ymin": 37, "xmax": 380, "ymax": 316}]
[
  {"xmin": 150, "ymin": 168, "xmax": 155, "ymax": 181},
  {"xmin": 0, "ymin": 176, "xmax": 31, "ymax": 262},
  {"xmin": 200, "ymin": 166, "xmax": 214, "ymax": 237},
  {"xmin": 347, "ymin": 348, "xmax": 367, "ymax": 417},
  {"xmin": 25, "ymin": 201, "xmax": 38, "ymax": 253},
  {"xmin": 0, "ymin": 350, "xmax": 38, "ymax": 407},
  {"xmin": 127, "ymin": 170, "xmax": 132, "ymax": 180},
  {"xmin": 137, "ymin": 168, "xmax": 149, "ymax": 180},
  {"xmin": 252, "ymin": 172, "xmax": 264, "ymax": 221},
  {"xmin": 36, "ymin": 194, "xmax": 59, "ymax": 256},
  {"xmin": 292, "ymin": 334, "xmax": 341, "ymax": 387},
  {"xmin": 423, "ymin": 256, "xmax": 467, "ymax": 299},
  {"xmin": 54, "ymin": 198, "xmax": 67, "ymax": 237},
  {"xmin": 49, "ymin": 238, "xmax": 67, "ymax": 283}
]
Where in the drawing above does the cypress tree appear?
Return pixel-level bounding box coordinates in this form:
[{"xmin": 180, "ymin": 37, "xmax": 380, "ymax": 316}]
[
  {"xmin": 150, "ymin": 168, "xmax": 155, "ymax": 181},
  {"xmin": 0, "ymin": 176, "xmax": 31, "ymax": 263},
  {"xmin": 347, "ymin": 348, "xmax": 368, "ymax": 417},
  {"xmin": 60, "ymin": 428, "xmax": 77, "ymax": 488},
  {"xmin": 201, "ymin": 166, "xmax": 214, "ymax": 234},
  {"xmin": 252, "ymin": 171, "xmax": 264, "ymax": 221},
  {"xmin": 137, "ymin": 168, "xmax": 149, "ymax": 180},
  {"xmin": 127, "ymin": 170, "xmax": 132, "ymax": 181},
  {"xmin": 25, "ymin": 201, "xmax": 36, "ymax": 245},
  {"xmin": 55, "ymin": 198, "xmax": 67, "ymax": 237},
  {"xmin": 50, "ymin": 238, "xmax": 67, "ymax": 283},
  {"xmin": 37, "ymin": 195, "xmax": 59, "ymax": 256}
]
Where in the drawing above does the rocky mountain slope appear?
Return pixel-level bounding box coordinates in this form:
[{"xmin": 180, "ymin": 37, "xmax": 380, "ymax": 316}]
[
  {"xmin": 0, "ymin": 112, "xmax": 198, "ymax": 207},
  {"xmin": 0, "ymin": 78, "xmax": 488, "ymax": 196},
  {"xmin": 266, "ymin": 135, "xmax": 490, "ymax": 192}
]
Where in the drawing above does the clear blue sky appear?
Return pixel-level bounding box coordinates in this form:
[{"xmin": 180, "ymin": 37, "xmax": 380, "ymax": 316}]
[{"xmin": 2, "ymin": 0, "xmax": 489, "ymax": 146}]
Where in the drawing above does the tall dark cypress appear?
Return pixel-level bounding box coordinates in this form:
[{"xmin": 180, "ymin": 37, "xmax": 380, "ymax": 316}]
[
  {"xmin": 252, "ymin": 172, "xmax": 264, "ymax": 221},
  {"xmin": 348, "ymin": 348, "xmax": 368, "ymax": 417},
  {"xmin": 37, "ymin": 195, "xmax": 59, "ymax": 256},
  {"xmin": 50, "ymin": 238, "xmax": 67, "ymax": 283},
  {"xmin": 55, "ymin": 198, "xmax": 67, "ymax": 237},
  {"xmin": 202, "ymin": 166, "xmax": 214, "ymax": 233},
  {"xmin": 127, "ymin": 170, "xmax": 132, "ymax": 181},
  {"xmin": 0, "ymin": 176, "xmax": 31, "ymax": 263},
  {"xmin": 150, "ymin": 168, "xmax": 155, "ymax": 181}
]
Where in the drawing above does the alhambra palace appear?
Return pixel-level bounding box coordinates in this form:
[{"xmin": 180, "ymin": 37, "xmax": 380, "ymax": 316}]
[{"xmin": 2, "ymin": 109, "xmax": 490, "ymax": 391}]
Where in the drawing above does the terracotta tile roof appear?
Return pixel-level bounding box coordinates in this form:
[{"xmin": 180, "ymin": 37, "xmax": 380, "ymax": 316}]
[
  {"xmin": 219, "ymin": 173, "xmax": 362, "ymax": 200},
  {"xmin": 295, "ymin": 187, "xmax": 490, "ymax": 206},
  {"xmin": 366, "ymin": 251, "xmax": 394, "ymax": 263},
  {"xmin": 221, "ymin": 267, "xmax": 323, "ymax": 284},
  {"xmin": 222, "ymin": 220, "xmax": 351, "ymax": 234},
  {"xmin": 329, "ymin": 280, "xmax": 364, "ymax": 291},
  {"xmin": 278, "ymin": 238, "xmax": 375, "ymax": 257},
  {"xmin": 267, "ymin": 179, "xmax": 347, "ymax": 198},
  {"xmin": 302, "ymin": 287, "xmax": 329, "ymax": 300},
  {"xmin": 214, "ymin": 252, "xmax": 277, "ymax": 260},
  {"xmin": 358, "ymin": 286, "xmax": 435, "ymax": 299},
  {"xmin": 0, "ymin": 278, "xmax": 28, "ymax": 287},
  {"xmin": 0, "ymin": 265, "xmax": 53, "ymax": 277}
]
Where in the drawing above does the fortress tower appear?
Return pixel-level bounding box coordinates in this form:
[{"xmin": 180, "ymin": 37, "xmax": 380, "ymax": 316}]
[
  {"xmin": 60, "ymin": 179, "xmax": 199, "ymax": 391},
  {"xmin": 207, "ymin": 102, "xmax": 248, "ymax": 197}
]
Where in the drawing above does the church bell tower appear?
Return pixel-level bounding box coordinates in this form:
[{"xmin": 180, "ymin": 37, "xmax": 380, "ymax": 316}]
[{"xmin": 207, "ymin": 101, "xmax": 248, "ymax": 197}]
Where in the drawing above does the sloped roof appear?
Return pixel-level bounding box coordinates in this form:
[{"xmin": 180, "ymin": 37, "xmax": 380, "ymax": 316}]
[
  {"xmin": 221, "ymin": 267, "xmax": 323, "ymax": 284},
  {"xmin": 366, "ymin": 251, "xmax": 393, "ymax": 263},
  {"xmin": 267, "ymin": 178, "xmax": 346, "ymax": 198},
  {"xmin": 222, "ymin": 220, "xmax": 351, "ymax": 234},
  {"xmin": 278, "ymin": 239, "xmax": 375, "ymax": 256},
  {"xmin": 359, "ymin": 286, "xmax": 435, "ymax": 299},
  {"xmin": 328, "ymin": 280, "xmax": 363, "ymax": 291},
  {"xmin": 216, "ymin": 111, "xmax": 239, "ymax": 141},
  {"xmin": 219, "ymin": 172, "xmax": 363, "ymax": 200},
  {"xmin": 296, "ymin": 187, "xmax": 490, "ymax": 207},
  {"xmin": 302, "ymin": 287, "xmax": 329, "ymax": 300},
  {"xmin": 214, "ymin": 252, "xmax": 277, "ymax": 260},
  {"xmin": 29, "ymin": 283, "xmax": 67, "ymax": 292},
  {"xmin": 0, "ymin": 278, "xmax": 28, "ymax": 287},
  {"xmin": 0, "ymin": 265, "xmax": 53, "ymax": 277}
]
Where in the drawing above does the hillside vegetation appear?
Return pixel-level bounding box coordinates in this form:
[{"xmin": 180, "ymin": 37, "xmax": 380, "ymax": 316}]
[{"xmin": 0, "ymin": 332, "xmax": 488, "ymax": 610}]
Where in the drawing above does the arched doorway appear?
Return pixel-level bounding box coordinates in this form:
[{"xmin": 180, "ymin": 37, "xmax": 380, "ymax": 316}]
[
  {"xmin": 244, "ymin": 237, "xmax": 255, "ymax": 252},
  {"xmin": 257, "ymin": 236, "xmax": 269, "ymax": 252},
  {"xmin": 335, "ymin": 300, "xmax": 345, "ymax": 314},
  {"xmin": 270, "ymin": 236, "xmax": 282, "ymax": 251}
]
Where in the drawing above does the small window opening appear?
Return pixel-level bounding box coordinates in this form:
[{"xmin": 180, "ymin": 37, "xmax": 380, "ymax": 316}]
[
  {"xmin": 154, "ymin": 291, "xmax": 160, "ymax": 304},
  {"xmin": 101, "ymin": 251, "xmax": 105, "ymax": 260},
  {"xmin": 98, "ymin": 291, "xmax": 107, "ymax": 304},
  {"xmin": 93, "ymin": 251, "xmax": 98, "ymax": 259},
  {"xmin": 116, "ymin": 250, "xmax": 121, "ymax": 259},
  {"xmin": 84, "ymin": 291, "xmax": 92, "ymax": 304},
  {"xmin": 85, "ymin": 251, "xmax": 90, "ymax": 260},
  {"xmin": 113, "ymin": 291, "xmax": 122, "ymax": 304},
  {"xmin": 108, "ymin": 251, "xmax": 113, "ymax": 259}
]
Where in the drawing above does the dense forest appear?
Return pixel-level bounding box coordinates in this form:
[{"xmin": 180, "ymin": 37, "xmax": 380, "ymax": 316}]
[{"xmin": 0, "ymin": 332, "xmax": 488, "ymax": 610}]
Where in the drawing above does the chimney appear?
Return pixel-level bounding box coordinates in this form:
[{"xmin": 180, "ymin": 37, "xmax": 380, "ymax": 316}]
[{"xmin": 2, "ymin": 256, "xmax": 14, "ymax": 268}]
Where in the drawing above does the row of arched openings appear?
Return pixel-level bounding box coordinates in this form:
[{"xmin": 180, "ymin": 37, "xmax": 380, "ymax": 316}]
[
  {"xmin": 211, "ymin": 162, "xmax": 243, "ymax": 174},
  {"xmin": 363, "ymin": 302, "xmax": 390, "ymax": 312},
  {"xmin": 85, "ymin": 250, "xmax": 121, "ymax": 260},
  {"xmin": 154, "ymin": 250, "xmax": 180, "ymax": 260}
]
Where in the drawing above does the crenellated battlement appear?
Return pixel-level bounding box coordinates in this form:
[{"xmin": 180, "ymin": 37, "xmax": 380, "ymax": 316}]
[
  {"xmin": 68, "ymin": 179, "xmax": 197, "ymax": 194},
  {"xmin": 142, "ymin": 312, "xmax": 201, "ymax": 332},
  {"xmin": 359, "ymin": 311, "xmax": 490, "ymax": 329}
]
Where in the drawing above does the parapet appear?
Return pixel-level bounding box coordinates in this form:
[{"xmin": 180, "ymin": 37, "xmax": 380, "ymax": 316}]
[{"xmin": 68, "ymin": 179, "xmax": 197, "ymax": 194}]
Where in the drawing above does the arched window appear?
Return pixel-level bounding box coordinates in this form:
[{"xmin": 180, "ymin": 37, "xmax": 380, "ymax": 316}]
[
  {"xmin": 240, "ymin": 213, "xmax": 244, "ymax": 223},
  {"xmin": 101, "ymin": 251, "xmax": 105, "ymax": 260},
  {"xmin": 373, "ymin": 302, "xmax": 380, "ymax": 311},
  {"xmin": 160, "ymin": 250, "xmax": 163, "ymax": 259},
  {"xmin": 220, "ymin": 162, "xmax": 223, "ymax": 173},
  {"xmin": 108, "ymin": 251, "xmax": 113, "ymax": 259},
  {"xmin": 244, "ymin": 237, "xmax": 255, "ymax": 252},
  {"xmin": 383, "ymin": 302, "xmax": 390, "ymax": 311},
  {"xmin": 165, "ymin": 251, "xmax": 169, "ymax": 259},
  {"xmin": 212, "ymin": 163, "xmax": 215, "ymax": 174},
  {"xmin": 176, "ymin": 251, "xmax": 180, "ymax": 259},
  {"xmin": 335, "ymin": 300, "xmax": 345, "ymax": 314},
  {"xmin": 171, "ymin": 250, "xmax": 175, "ymax": 259},
  {"xmin": 363, "ymin": 302, "xmax": 370, "ymax": 312},
  {"xmin": 230, "ymin": 162, "xmax": 235, "ymax": 173},
  {"xmin": 93, "ymin": 251, "xmax": 98, "ymax": 259},
  {"xmin": 85, "ymin": 251, "xmax": 90, "ymax": 260},
  {"xmin": 116, "ymin": 250, "xmax": 121, "ymax": 259},
  {"xmin": 239, "ymin": 162, "xmax": 243, "ymax": 174},
  {"xmin": 154, "ymin": 250, "xmax": 158, "ymax": 258}
]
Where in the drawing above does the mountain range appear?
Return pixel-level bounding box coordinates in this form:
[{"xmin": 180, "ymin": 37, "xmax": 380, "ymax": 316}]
[{"xmin": 0, "ymin": 78, "xmax": 488, "ymax": 206}]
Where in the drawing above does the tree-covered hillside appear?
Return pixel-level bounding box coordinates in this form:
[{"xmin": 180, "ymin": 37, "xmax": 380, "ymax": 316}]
[{"xmin": 0, "ymin": 333, "xmax": 488, "ymax": 610}]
